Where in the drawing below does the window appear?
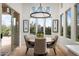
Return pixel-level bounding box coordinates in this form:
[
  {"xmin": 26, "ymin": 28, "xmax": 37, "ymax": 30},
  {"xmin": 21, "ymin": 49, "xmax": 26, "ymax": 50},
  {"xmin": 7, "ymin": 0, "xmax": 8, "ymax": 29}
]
[
  {"xmin": 30, "ymin": 18, "xmax": 52, "ymax": 35},
  {"xmin": 66, "ymin": 9, "xmax": 71, "ymax": 38},
  {"xmin": 45, "ymin": 18, "xmax": 52, "ymax": 35},
  {"xmin": 60, "ymin": 14, "xmax": 63, "ymax": 36},
  {"xmin": 2, "ymin": 14, "xmax": 11, "ymax": 36},
  {"xmin": 30, "ymin": 18, "xmax": 36, "ymax": 34},
  {"xmin": 37, "ymin": 18, "xmax": 44, "ymax": 33},
  {"xmin": 76, "ymin": 4, "xmax": 79, "ymax": 41}
]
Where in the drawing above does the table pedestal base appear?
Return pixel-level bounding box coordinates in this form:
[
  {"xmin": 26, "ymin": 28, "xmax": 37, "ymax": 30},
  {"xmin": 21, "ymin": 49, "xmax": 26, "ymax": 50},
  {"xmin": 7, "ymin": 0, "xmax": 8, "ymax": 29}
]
[{"xmin": 34, "ymin": 52, "xmax": 47, "ymax": 56}]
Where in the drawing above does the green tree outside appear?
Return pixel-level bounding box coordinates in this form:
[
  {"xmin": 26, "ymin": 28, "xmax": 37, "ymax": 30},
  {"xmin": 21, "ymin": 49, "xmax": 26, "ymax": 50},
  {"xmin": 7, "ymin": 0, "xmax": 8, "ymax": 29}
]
[{"xmin": 1, "ymin": 25, "xmax": 11, "ymax": 36}]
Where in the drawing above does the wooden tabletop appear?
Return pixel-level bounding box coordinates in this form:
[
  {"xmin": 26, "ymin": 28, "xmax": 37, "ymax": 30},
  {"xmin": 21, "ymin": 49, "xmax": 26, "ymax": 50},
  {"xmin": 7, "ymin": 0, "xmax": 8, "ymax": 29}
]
[{"xmin": 27, "ymin": 37, "xmax": 54, "ymax": 43}]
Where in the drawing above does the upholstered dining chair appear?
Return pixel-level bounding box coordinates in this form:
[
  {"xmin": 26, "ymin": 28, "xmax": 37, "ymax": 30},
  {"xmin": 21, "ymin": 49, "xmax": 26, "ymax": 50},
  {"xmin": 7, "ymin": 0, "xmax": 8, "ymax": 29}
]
[
  {"xmin": 24, "ymin": 35, "xmax": 34, "ymax": 54},
  {"xmin": 47, "ymin": 35, "xmax": 58, "ymax": 55},
  {"xmin": 34, "ymin": 38, "xmax": 47, "ymax": 56}
]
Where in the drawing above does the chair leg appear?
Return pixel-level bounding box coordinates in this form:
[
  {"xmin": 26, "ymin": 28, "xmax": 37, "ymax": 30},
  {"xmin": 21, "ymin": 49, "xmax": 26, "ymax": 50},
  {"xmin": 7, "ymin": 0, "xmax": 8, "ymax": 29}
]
[
  {"xmin": 25, "ymin": 47, "xmax": 29, "ymax": 54},
  {"xmin": 53, "ymin": 47, "xmax": 56, "ymax": 55}
]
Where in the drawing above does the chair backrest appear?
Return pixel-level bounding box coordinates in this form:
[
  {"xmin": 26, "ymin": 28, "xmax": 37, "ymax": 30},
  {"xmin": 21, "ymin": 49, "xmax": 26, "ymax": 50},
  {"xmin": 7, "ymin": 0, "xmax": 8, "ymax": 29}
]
[
  {"xmin": 53, "ymin": 35, "xmax": 58, "ymax": 46},
  {"xmin": 55, "ymin": 35, "xmax": 58, "ymax": 42},
  {"xmin": 24, "ymin": 35, "xmax": 30, "ymax": 47},
  {"xmin": 24, "ymin": 35, "xmax": 27, "ymax": 43},
  {"xmin": 34, "ymin": 38, "xmax": 46, "ymax": 54}
]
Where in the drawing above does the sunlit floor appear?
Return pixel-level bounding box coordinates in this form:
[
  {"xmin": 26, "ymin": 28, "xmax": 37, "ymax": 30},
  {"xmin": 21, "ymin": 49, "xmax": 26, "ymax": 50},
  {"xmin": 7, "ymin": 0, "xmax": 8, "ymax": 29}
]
[
  {"xmin": 1, "ymin": 36, "xmax": 11, "ymax": 46},
  {"xmin": 0, "ymin": 36, "xmax": 11, "ymax": 56}
]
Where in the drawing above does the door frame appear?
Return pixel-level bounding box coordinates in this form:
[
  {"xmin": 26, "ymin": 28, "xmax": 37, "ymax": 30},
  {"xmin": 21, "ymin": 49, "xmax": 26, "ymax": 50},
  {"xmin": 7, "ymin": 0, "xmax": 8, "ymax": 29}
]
[{"xmin": 2, "ymin": 3, "xmax": 20, "ymax": 51}]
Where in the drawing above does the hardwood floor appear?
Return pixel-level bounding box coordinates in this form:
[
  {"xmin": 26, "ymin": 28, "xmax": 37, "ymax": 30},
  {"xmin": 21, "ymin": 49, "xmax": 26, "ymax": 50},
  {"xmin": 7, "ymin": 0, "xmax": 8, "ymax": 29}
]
[
  {"xmin": 25, "ymin": 44, "xmax": 75, "ymax": 56},
  {"xmin": 0, "ymin": 45, "xmax": 11, "ymax": 56},
  {"xmin": 10, "ymin": 42, "xmax": 77, "ymax": 56}
]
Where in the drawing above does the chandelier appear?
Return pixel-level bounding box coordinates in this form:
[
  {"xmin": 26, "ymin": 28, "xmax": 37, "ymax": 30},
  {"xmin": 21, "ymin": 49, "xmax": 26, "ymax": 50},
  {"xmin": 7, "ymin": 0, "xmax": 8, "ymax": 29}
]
[{"xmin": 30, "ymin": 3, "xmax": 51, "ymax": 18}]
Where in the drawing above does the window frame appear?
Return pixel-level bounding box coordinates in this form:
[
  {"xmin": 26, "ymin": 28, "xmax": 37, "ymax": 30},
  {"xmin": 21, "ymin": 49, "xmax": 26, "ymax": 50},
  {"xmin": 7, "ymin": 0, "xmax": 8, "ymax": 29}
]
[
  {"xmin": 60, "ymin": 13, "xmax": 64, "ymax": 36},
  {"xmin": 66, "ymin": 8, "xmax": 71, "ymax": 39},
  {"xmin": 30, "ymin": 18, "xmax": 52, "ymax": 35},
  {"xmin": 45, "ymin": 18, "xmax": 52, "ymax": 35},
  {"xmin": 76, "ymin": 4, "xmax": 79, "ymax": 41}
]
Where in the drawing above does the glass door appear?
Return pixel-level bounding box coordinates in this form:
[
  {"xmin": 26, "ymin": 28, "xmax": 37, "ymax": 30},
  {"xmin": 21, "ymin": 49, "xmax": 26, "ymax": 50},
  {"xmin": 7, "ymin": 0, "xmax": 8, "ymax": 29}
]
[{"xmin": 1, "ymin": 14, "xmax": 11, "ymax": 55}]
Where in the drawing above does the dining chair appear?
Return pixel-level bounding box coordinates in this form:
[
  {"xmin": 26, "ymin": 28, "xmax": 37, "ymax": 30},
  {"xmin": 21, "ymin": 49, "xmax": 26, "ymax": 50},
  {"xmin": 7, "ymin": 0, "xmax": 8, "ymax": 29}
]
[
  {"xmin": 24, "ymin": 35, "xmax": 34, "ymax": 54},
  {"xmin": 34, "ymin": 38, "xmax": 47, "ymax": 56},
  {"xmin": 47, "ymin": 35, "xmax": 58, "ymax": 55}
]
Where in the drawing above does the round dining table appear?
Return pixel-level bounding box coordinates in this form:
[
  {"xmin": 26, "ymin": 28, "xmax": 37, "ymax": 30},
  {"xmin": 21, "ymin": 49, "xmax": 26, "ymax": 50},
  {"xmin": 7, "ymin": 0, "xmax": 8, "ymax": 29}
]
[{"xmin": 27, "ymin": 37, "xmax": 54, "ymax": 44}]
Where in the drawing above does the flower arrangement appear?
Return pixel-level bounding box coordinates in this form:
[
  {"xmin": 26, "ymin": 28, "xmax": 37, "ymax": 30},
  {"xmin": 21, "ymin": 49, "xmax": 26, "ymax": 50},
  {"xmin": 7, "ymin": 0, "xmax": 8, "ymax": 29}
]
[{"xmin": 36, "ymin": 32, "xmax": 44, "ymax": 38}]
